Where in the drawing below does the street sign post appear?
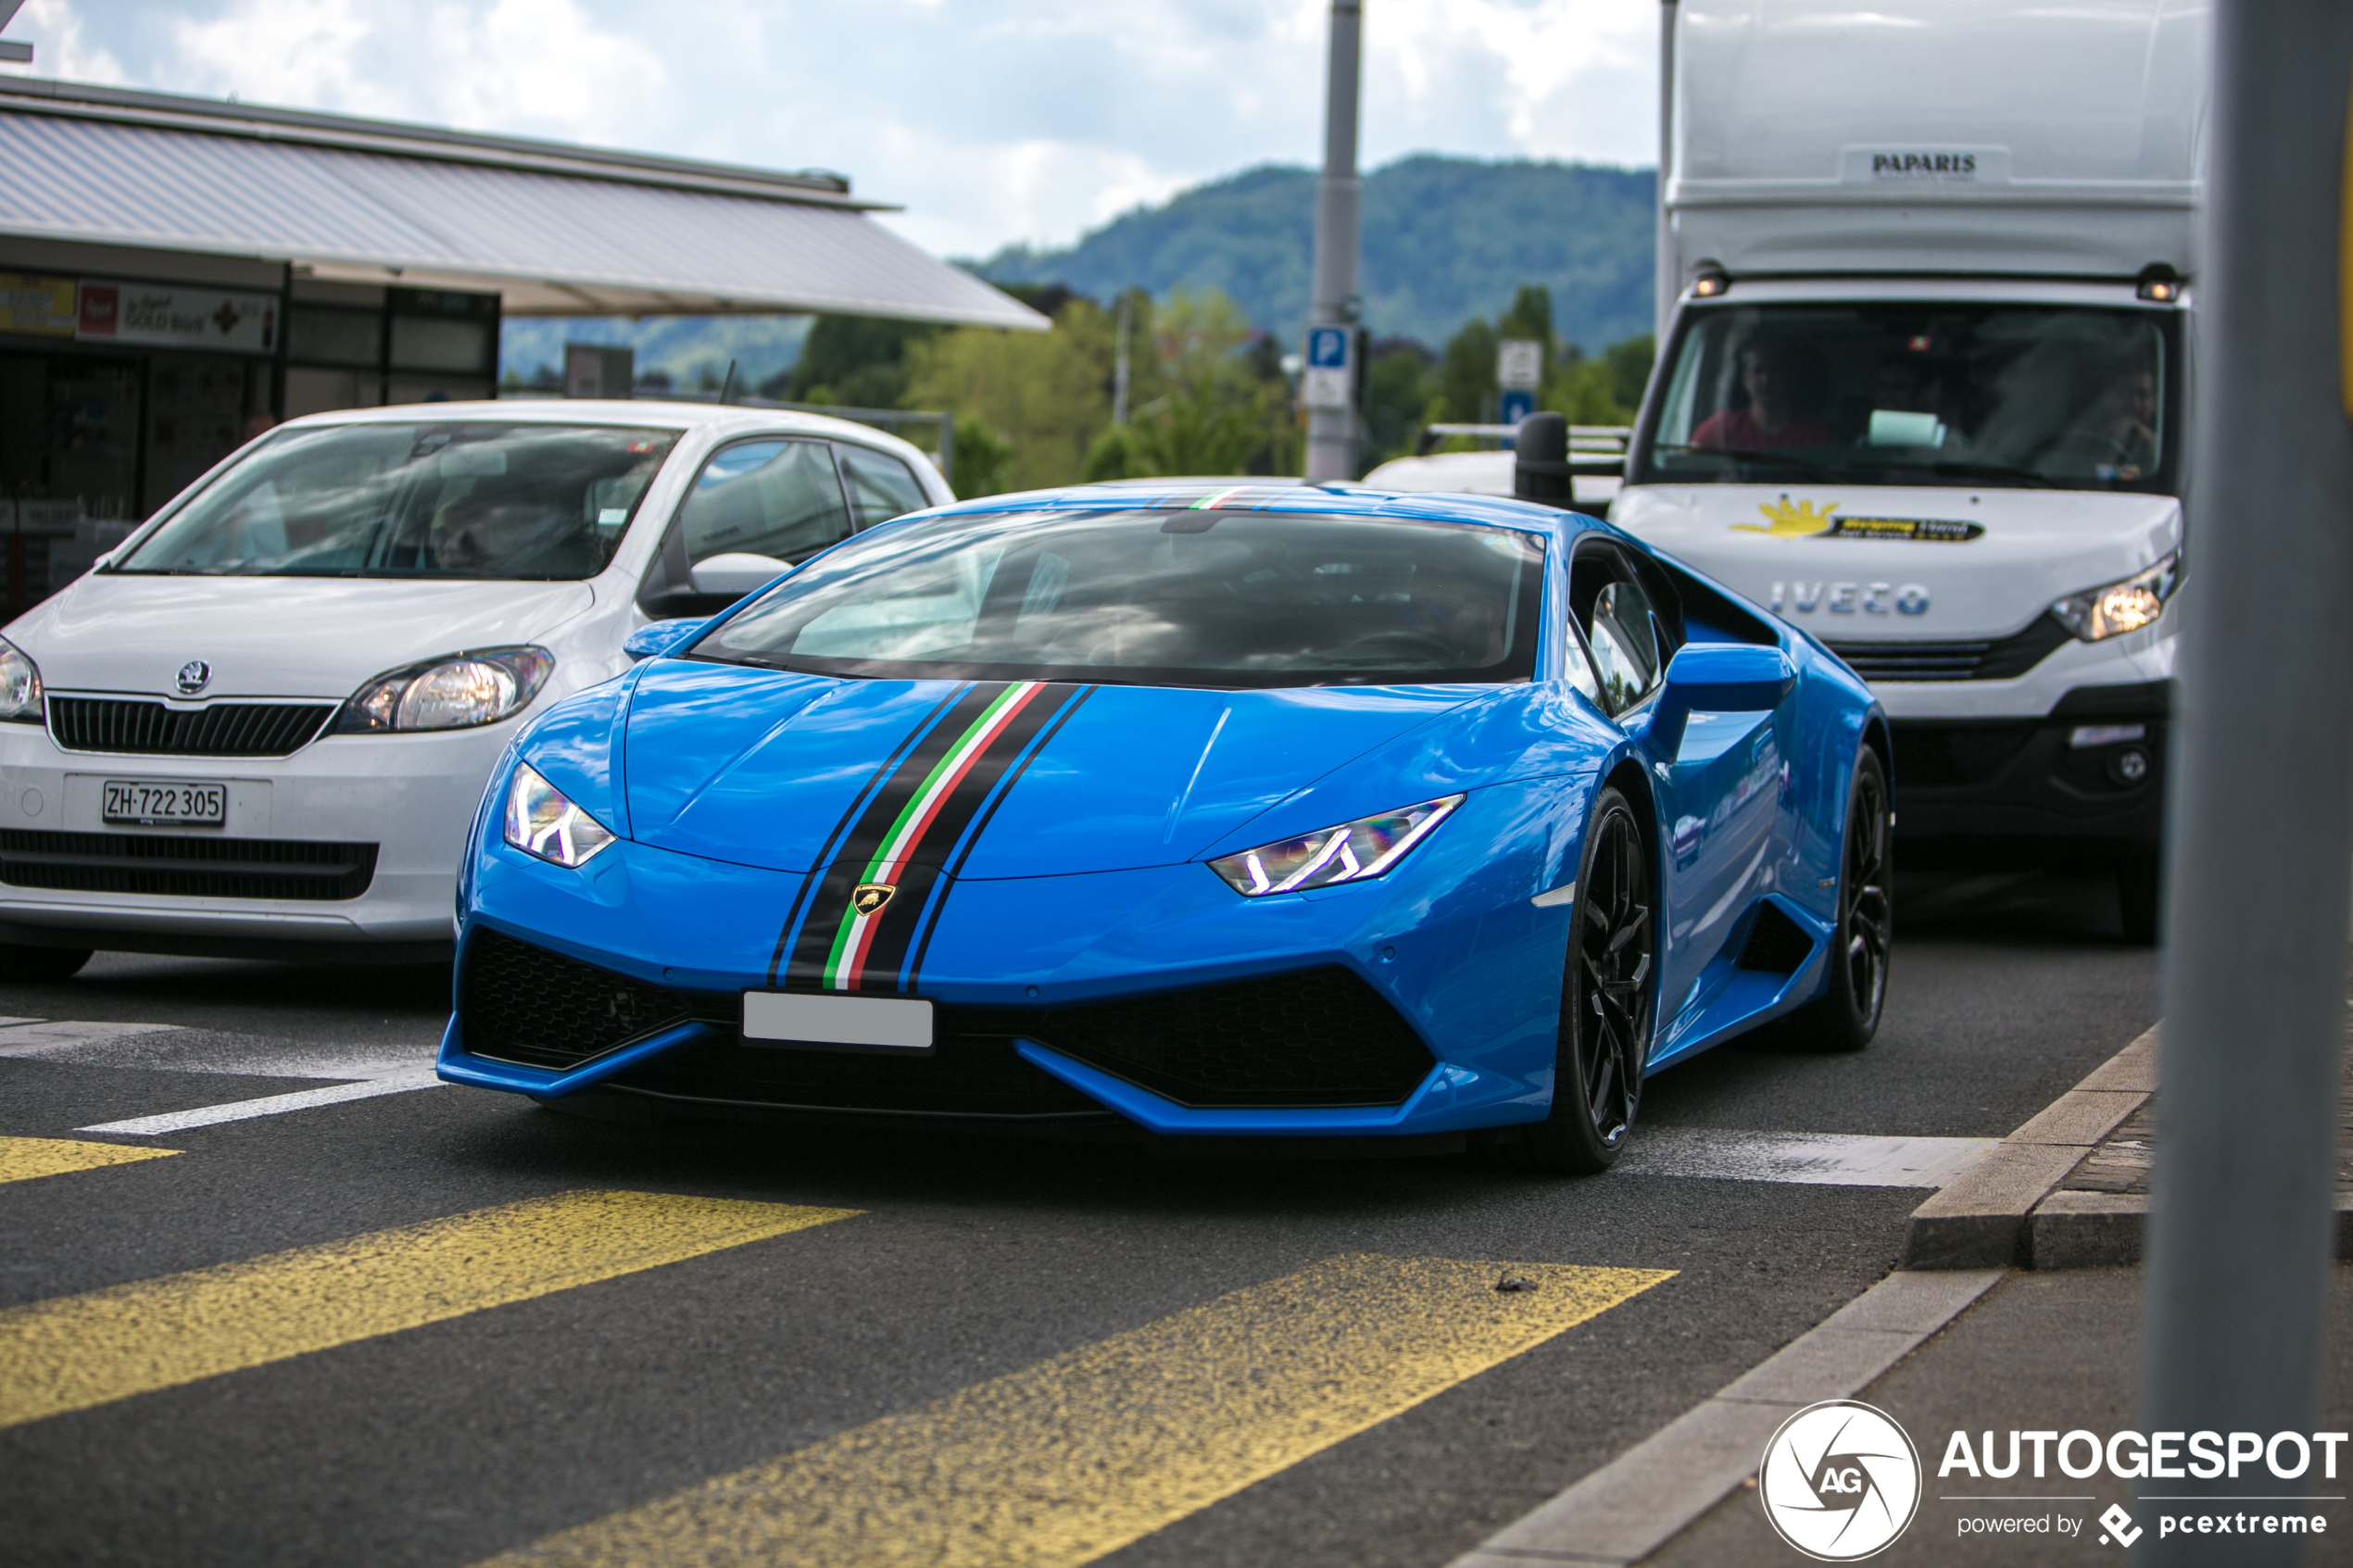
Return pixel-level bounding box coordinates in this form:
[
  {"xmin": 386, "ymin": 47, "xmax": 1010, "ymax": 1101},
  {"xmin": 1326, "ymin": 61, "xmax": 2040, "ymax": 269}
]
[
  {"xmin": 1302, "ymin": 324, "xmax": 1353, "ymax": 411},
  {"xmin": 1303, "ymin": 1, "xmax": 1364, "ymax": 482},
  {"xmin": 2139, "ymin": 4, "xmax": 2353, "ymax": 1562},
  {"xmin": 1496, "ymin": 338, "xmax": 1543, "ymax": 390}
]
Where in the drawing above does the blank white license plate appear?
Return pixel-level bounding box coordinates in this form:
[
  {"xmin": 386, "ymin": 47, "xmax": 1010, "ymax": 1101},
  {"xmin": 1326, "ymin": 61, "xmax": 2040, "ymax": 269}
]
[
  {"xmin": 103, "ymin": 779, "xmax": 226, "ymax": 826},
  {"xmin": 742, "ymin": 991, "xmax": 934, "ymax": 1052}
]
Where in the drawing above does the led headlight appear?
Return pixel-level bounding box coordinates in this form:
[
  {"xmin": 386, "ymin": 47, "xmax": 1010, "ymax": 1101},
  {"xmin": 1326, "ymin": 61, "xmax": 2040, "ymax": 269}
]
[
  {"xmin": 502, "ymin": 762, "xmax": 616, "ymax": 868},
  {"xmin": 0, "ymin": 640, "xmax": 42, "ymax": 723},
  {"xmin": 1208, "ymin": 795, "xmax": 1465, "ymax": 897},
  {"xmin": 335, "ymin": 646, "xmax": 552, "ymax": 734},
  {"xmin": 2050, "ymin": 554, "xmax": 2179, "ymax": 643}
]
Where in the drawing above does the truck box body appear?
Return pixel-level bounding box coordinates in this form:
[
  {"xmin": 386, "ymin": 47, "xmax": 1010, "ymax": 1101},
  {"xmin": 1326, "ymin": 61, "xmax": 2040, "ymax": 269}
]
[{"xmin": 1614, "ymin": 0, "xmax": 2208, "ymax": 937}]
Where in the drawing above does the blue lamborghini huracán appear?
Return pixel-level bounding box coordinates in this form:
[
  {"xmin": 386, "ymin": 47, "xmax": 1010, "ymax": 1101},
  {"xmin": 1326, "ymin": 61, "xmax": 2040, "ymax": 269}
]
[{"xmin": 439, "ymin": 483, "xmax": 1889, "ymax": 1172}]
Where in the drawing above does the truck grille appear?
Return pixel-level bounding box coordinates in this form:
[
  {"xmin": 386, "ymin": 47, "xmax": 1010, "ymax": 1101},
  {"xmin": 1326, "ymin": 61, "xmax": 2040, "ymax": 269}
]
[
  {"xmin": 0, "ymin": 831, "xmax": 376, "ymax": 900},
  {"xmin": 1826, "ymin": 616, "xmax": 2070, "ymax": 683},
  {"xmin": 48, "ymin": 697, "xmax": 337, "ymax": 758}
]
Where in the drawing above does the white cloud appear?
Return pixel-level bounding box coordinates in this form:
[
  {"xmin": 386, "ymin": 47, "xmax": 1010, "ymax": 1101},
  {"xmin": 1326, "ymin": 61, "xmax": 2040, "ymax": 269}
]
[
  {"xmin": 17, "ymin": 0, "xmax": 1657, "ymax": 255},
  {"xmin": 1, "ymin": 0, "xmax": 129, "ymax": 84}
]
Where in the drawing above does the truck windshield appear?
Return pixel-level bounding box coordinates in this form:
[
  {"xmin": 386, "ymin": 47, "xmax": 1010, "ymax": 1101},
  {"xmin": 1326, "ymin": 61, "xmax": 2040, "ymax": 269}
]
[
  {"xmin": 1636, "ymin": 304, "xmax": 2175, "ymax": 494},
  {"xmin": 693, "ymin": 507, "xmax": 1545, "ymax": 688},
  {"xmin": 115, "ymin": 422, "xmax": 679, "ymax": 579}
]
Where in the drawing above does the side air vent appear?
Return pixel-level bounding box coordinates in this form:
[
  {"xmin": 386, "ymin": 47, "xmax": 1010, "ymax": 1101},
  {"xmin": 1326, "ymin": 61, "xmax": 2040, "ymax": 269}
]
[{"xmin": 1735, "ymin": 901, "xmax": 1817, "ymax": 974}]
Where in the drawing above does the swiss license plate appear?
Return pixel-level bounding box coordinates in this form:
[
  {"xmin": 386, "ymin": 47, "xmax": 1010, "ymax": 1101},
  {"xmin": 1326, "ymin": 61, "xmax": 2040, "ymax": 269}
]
[
  {"xmin": 742, "ymin": 991, "xmax": 934, "ymax": 1052},
  {"xmin": 102, "ymin": 779, "xmax": 227, "ymax": 827}
]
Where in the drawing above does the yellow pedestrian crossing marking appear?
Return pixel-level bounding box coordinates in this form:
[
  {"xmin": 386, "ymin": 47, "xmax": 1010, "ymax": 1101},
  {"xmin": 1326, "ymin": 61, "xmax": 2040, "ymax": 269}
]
[
  {"xmin": 0, "ymin": 1135, "xmax": 180, "ymax": 1186},
  {"xmin": 478, "ymin": 1253, "xmax": 1675, "ymax": 1568},
  {"xmin": 0, "ymin": 1189, "xmax": 859, "ymax": 1430}
]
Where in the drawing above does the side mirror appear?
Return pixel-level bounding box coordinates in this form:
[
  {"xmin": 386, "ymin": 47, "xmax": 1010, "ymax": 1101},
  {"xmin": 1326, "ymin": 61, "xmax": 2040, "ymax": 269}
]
[
  {"xmin": 623, "ymin": 618, "xmax": 708, "ymax": 662},
  {"xmin": 1647, "ymin": 643, "xmax": 1794, "ymax": 756},
  {"xmin": 686, "ymin": 552, "xmax": 792, "ymax": 600}
]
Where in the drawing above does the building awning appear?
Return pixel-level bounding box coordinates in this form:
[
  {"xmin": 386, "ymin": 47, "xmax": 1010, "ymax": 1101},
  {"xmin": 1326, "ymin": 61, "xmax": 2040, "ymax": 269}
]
[{"xmin": 0, "ymin": 78, "xmax": 1048, "ymax": 328}]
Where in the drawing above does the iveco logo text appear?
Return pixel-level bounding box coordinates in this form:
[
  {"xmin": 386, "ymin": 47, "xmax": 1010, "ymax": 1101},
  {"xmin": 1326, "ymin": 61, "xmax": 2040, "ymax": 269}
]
[
  {"xmin": 175, "ymin": 659, "xmax": 211, "ymax": 696},
  {"xmin": 1769, "ymin": 583, "xmax": 1930, "ymax": 616}
]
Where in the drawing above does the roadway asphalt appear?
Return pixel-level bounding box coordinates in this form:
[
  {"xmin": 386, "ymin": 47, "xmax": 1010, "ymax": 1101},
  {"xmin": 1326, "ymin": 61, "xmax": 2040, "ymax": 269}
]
[{"xmin": 0, "ymin": 869, "xmax": 2157, "ymax": 1568}]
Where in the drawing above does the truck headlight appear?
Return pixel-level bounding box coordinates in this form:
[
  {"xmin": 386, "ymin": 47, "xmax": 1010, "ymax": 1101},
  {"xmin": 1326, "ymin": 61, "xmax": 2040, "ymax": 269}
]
[
  {"xmin": 502, "ymin": 762, "xmax": 616, "ymax": 868},
  {"xmin": 1208, "ymin": 795, "xmax": 1464, "ymax": 896},
  {"xmin": 0, "ymin": 641, "xmax": 42, "ymax": 723},
  {"xmin": 335, "ymin": 646, "xmax": 552, "ymax": 733},
  {"xmin": 2050, "ymin": 554, "xmax": 2179, "ymax": 643}
]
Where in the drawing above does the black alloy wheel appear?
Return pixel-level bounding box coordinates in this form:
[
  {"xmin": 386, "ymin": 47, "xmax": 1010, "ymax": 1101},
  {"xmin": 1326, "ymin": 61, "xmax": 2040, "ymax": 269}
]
[
  {"xmin": 1502, "ymin": 785, "xmax": 1655, "ymax": 1174},
  {"xmin": 1790, "ymin": 747, "xmax": 1891, "ymax": 1052}
]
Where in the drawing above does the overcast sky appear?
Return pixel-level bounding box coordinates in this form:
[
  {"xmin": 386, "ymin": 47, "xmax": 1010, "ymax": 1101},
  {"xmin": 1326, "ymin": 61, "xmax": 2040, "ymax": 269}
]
[{"xmin": 6, "ymin": 0, "xmax": 1659, "ymax": 259}]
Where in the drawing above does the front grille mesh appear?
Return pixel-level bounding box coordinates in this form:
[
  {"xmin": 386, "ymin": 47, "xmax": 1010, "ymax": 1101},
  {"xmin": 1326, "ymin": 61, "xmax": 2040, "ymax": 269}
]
[
  {"xmin": 959, "ymin": 967, "xmax": 1437, "ymax": 1109},
  {"xmin": 48, "ymin": 697, "xmax": 336, "ymax": 758},
  {"xmin": 460, "ymin": 929, "xmax": 693, "ymax": 1070},
  {"xmin": 0, "ymin": 831, "xmax": 376, "ymax": 900},
  {"xmin": 1828, "ymin": 616, "xmax": 2070, "ymax": 683},
  {"xmin": 1890, "ymin": 724, "xmax": 2039, "ymax": 789}
]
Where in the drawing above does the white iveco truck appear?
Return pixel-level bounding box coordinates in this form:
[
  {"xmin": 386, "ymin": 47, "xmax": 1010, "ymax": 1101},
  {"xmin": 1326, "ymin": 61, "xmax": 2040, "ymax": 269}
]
[{"xmin": 1612, "ymin": 0, "xmax": 2204, "ymax": 940}]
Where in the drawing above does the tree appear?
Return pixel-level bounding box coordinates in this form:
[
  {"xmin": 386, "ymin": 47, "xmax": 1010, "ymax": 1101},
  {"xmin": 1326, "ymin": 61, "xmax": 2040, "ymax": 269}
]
[
  {"xmin": 1437, "ymin": 318, "xmax": 1501, "ymax": 423},
  {"xmin": 901, "ymin": 295, "xmax": 1125, "ymax": 494},
  {"xmin": 1361, "ymin": 338, "xmax": 1436, "ymax": 469},
  {"xmin": 780, "ymin": 314, "xmax": 942, "ymax": 408}
]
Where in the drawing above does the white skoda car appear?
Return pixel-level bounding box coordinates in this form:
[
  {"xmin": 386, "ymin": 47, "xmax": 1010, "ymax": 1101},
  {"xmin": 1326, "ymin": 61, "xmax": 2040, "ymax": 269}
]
[{"xmin": 0, "ymin": 399, "xmax": 951, "ymax": 978}]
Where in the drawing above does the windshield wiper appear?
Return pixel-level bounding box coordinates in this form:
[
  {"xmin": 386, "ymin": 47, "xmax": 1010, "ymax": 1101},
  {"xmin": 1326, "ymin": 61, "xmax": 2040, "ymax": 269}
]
[{"xmin": 1652, "ymin": 445, "xmax": 1842, "ymax": 482}]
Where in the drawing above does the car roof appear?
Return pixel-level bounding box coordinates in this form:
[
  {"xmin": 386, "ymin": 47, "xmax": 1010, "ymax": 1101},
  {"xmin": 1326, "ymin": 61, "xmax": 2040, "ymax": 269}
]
[
  {"xmin": 930, "ymin": 481, "xmax": 1603, "ymax": 545},
  {"xmin": 271, "ymin": 396, "xmax": 931, "ymax": 454}
]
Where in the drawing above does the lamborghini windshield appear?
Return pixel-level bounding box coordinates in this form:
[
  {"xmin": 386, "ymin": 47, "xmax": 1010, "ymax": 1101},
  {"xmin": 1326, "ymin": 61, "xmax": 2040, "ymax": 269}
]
[
  {"xmin": 694, "ymin": 507, "xmax": 1545, "ymax": 688},
  {"xmin": 1635, "ymin": 303, "xmax": 2178, "ymax": 494},
  {"xmin": 116, "ymin": 422, "xmax": 679, "ymax": 579}
]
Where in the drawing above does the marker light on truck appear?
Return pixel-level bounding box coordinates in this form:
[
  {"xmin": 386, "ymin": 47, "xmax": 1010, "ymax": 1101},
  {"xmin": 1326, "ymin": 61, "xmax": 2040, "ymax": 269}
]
[{"xmin": 2050, "ymin": 554, "xmax": 2180, "ymax": 642}]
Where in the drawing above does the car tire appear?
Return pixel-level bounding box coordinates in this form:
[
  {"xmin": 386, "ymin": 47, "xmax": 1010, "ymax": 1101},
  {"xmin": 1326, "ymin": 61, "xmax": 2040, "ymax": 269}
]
[
  {"xmin": 1497, "ymin": 784, "xmax": 1655, "ymax": 1175},
  {"xmin": 2116, "ymin": 855, "xmax": 2160, "ymax": 946},
  {"xmin": 0, "ymin": 944, "xmax": 93, "ymax": 983},
  {"xmin": 1787, "ymin": 747, "xmax": 1891, "ymax": 1053}
]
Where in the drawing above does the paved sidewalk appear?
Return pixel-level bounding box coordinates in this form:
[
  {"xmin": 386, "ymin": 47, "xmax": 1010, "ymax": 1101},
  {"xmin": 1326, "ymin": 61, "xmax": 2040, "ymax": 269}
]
[
  {"xmin": 1642, "ymin": 1265, "xmax": 2353, "ymax": 1564},
  {"xmin": 2057, "ymin": 1044, "xmax": 2353, "ymax": 1202}
]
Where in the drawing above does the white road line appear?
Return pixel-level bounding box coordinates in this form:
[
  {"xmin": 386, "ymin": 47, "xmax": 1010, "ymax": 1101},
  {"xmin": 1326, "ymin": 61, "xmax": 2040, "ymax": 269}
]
[
  {"xmin": 1618, "ymin": 1128, "xmax": 2000, "ymax": 1188},
  {"xmin": 75, "ymin": 1068, "xmax": 446, "ymax": 1136}
]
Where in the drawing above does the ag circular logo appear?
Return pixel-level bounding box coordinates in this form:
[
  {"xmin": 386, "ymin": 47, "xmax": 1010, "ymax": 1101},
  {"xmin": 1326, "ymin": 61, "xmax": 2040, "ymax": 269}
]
[
  {"xmin": 1758, "ymin": 1399, "xmax": 1920, "ymax": 1561},
  {"xmin": 175, "ymin": 659, "xmax": 211, "ymax": 696}
]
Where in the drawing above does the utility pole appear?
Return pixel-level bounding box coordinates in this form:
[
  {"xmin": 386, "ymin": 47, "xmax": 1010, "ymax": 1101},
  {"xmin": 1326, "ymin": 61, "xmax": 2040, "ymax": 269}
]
[
  {"xmin": 1113, "ymin": 292, "xmax": 1132, "ymax": 426},
  {"xmin": 2138, "ymin": 3, "xmax": 2353, "ymax": 1563},
  {"xmin": 1303, "ymin": 0, "xmax": 1363, "ymax": 483}
]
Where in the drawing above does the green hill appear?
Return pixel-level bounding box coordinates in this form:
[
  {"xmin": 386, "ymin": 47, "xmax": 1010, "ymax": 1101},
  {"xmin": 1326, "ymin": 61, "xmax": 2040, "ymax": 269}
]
[
  {"xmin": 495, "ymin": 155, "xmax": 1658, "ymax": 385},
  {"xmin": 975, "ymin": 156, "xmax": 1657, "ymax": 352}
]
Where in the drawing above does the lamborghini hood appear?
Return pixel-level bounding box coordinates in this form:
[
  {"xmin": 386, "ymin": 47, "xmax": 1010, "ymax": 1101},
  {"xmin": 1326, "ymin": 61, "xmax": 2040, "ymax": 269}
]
[{"xmin": 619, "ymin": 666, "xmax": 1478, "ymax": 878}]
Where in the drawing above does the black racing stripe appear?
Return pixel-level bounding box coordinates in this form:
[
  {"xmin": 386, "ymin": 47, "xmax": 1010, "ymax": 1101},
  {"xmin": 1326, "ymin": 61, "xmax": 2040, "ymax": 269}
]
[
  {"xmin": 853, "ymin": 684, "xmax": 1080, "ymax": 990},
  {"xmin": 783, "ymin": 682, "xmax": 1017, "ymax": 989},
  {"xmin": 765, "ymin": 683, "xmax": 969, "ymax": 984},
  {"xmin": 903, "ymin": 684, "xmax": 1099, "ymax": 993}
]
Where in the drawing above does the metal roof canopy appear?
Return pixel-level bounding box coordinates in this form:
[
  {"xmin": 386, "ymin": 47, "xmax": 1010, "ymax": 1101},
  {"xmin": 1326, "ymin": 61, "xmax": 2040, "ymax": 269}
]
[{"xmin": 0, "ymin": 77, "xmax": 1049, "ymax": 327}]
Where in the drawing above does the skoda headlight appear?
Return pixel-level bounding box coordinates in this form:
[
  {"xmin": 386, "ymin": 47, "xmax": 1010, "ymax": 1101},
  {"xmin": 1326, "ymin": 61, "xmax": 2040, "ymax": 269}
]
[
  {"xmin": 0, "ymin": 640, "xmax": 42, "ymax": 723},
  {"xmin": 1208, "ymin": 795, "xmax": 1465, "ymax": 897},
  {"xmin": 335, "ymin": 646, "xmax": 552, "ymax": 734},
  {"xmin": 2050, "ymin": 555, "xmax": 2179, "ymax": 643},
  {"xmin": 502, "ymin": 762, "xmax": 616, "ymax": 868}
]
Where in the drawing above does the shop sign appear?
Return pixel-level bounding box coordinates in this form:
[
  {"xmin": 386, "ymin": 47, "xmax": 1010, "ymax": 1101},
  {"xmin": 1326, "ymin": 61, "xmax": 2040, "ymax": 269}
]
[
  {"xmin": 0, "ymin": 273, "xmax": 77, "ymax": 337},
  {"xmin": 76, "ymin": 280, "xmax": 277, "ymax": 355}
]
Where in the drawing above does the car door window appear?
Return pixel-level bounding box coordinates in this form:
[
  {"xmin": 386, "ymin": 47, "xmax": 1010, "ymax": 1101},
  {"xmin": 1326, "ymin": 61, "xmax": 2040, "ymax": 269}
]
[
  {"xmin": 836, "ymin": 445, "xmax": 931, "ymax": 529},
  {"xmin": 1584, "ymin": 578, "xmax": 1664, "ymax": 716},
  {"xmin": 677, "ymin": 439, "xmax": 852, "ymax": 566}
]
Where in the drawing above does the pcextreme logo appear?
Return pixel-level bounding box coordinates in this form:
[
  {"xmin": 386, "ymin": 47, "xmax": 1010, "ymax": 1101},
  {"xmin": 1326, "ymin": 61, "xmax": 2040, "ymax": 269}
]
[
  {"xmin": 1759, "ymin": 1400, "xmax": 1923, "ymax": 1561},
  {"xmin": 1733, "ymin": 497, "xmax": 1985, "ymax": 544}
]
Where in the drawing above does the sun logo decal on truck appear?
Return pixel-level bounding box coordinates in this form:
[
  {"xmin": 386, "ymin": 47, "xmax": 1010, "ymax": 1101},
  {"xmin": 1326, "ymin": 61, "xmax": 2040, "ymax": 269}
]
[{"xmin": 1737, "ymin": 498, "xmax": 1842, "ymax": 538}]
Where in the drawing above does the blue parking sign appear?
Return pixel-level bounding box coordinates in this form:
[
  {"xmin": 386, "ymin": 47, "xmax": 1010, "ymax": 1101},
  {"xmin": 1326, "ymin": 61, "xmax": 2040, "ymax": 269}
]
[
  {"xmin": 1306, "ymin": 326, "xmax": 1350, "ymax": 369},
  {"xmin": 1500, "ymin": 390, "xmax": 1535, "ymax": 424}
]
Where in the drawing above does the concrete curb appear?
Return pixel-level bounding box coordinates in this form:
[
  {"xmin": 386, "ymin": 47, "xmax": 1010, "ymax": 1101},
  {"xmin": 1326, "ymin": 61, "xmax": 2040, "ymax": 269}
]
[
  {"xmin": 2029, "ymin": 1188, "xmax": 2353, "ymax": 1268},
  {"xmin": 1902, "ymin": 1024, "xmax": 2158, "ymax": 1269},
  {"xmin": 1443, "ymin": 1269, "xmax": 2006, "ymax": 1567}
]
